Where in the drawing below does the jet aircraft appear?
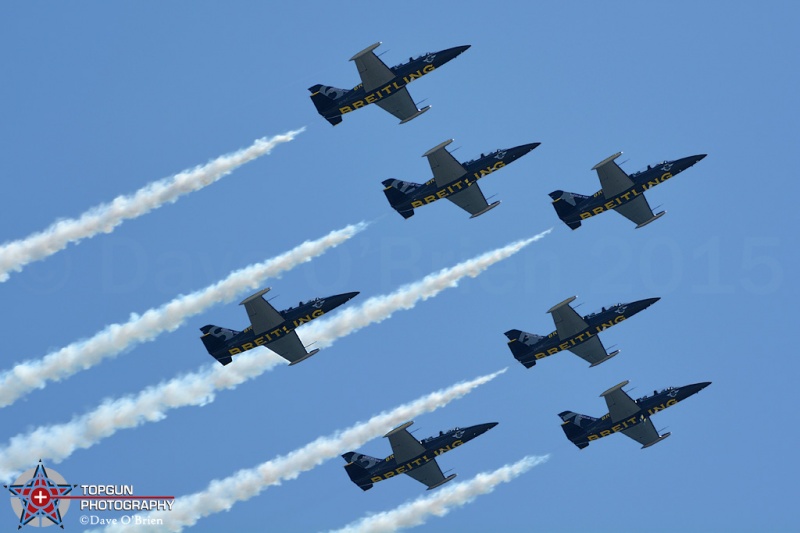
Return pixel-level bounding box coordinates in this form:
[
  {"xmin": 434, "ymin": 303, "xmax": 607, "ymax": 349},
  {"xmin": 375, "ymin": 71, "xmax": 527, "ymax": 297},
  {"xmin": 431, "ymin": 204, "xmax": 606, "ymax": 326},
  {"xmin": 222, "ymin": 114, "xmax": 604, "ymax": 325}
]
[
  {"xmin": 559, "ymin": 380, "xmax": 711, "ymax": 449},
  {"xmin": 309, "ymin": 42, "xmax": 470, "ymax": 126},
  {"xmin": 550, "ymin": 152, "xmax": 706, "ymax": 229},
  {"xmin": 199, "ymin": 288, "xmax": 358, "ymax": 366},
  {"xmin": 342, "ymin": 421, "xmax": 497, "ymax": 491},
  {"xmin": 505, "ymin": 295, "xmax": 659, "ymax": 368},
  {"xmin": 383, "ymin": 140, "xmax": 540, "ymax": 219}
]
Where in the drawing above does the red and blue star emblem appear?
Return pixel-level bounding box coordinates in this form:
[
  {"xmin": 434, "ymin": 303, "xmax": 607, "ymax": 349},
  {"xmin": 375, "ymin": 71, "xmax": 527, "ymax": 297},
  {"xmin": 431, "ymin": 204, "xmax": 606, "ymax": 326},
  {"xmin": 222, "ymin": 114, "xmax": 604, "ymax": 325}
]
[{"xmin": 5, "ymin": 461, "xmax": 75, "ymax": 529}]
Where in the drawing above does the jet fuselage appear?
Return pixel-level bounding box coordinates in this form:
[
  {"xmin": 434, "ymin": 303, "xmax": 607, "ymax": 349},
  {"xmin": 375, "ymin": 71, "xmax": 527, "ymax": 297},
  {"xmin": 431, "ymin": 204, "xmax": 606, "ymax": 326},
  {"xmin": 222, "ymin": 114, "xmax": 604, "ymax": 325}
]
[
  {"xmin": 318, "ymin": 46, "xmax": 469, "ymax": 123},
  {"xmin": 561, "ymin": 382, "xmax": 710, "ymax": 448},
  {"xmin": 507, "ymin": 298, "xmax": 659, "ymax": 368},
  {"xmin": 552, "ymin": 155, "xmax": 706, "ymax": 227},
  {"xmin": 346, "ymin": 423, "xmax": 496, "ymax": 489},
  {"xmin": 199, "ymin": 292, "xmax": 359, "ymax": 359},
  {"xmin": 388, "ymin": 143, "xmax": 540, "ymax": 213}
]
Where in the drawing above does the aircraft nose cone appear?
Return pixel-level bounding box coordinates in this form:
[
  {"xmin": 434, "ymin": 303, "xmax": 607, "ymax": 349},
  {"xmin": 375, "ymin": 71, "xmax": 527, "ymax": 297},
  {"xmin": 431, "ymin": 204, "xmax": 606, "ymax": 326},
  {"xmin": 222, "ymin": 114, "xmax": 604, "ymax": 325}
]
[
  {"xmin": 696, "ymin": 154, "xmax": 707, "ymax": 162},
  {"xmin": 684, "ymin": 382, "xmax": 712, "ymax": 397},
  {"xmin": 475, "ymin": 422, "xmax": 499, "ymax": 436},
  {"xmin": 520, "ymin": 142, "xmax": 541, "ymax": 154},
  {"xmin": 343, "ymin": 291, "xmax": 360, "ymax": 301},
  {"xmin": 643, "ymin": 297, "xmax": 661, "ymax": 307},
  {"xmin": 455, "ymin": 45, "xmax": 471, "ymax": 54}
]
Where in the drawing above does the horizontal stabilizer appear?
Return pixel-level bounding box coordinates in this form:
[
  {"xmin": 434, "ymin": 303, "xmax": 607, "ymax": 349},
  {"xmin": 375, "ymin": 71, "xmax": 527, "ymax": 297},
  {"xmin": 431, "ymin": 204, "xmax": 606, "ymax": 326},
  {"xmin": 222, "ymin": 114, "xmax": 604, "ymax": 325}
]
[
  {"xmin": 469, "ymin": 200, "xmax": 501, "ymax": 219},
  {"xmin": 547, "ymin": 295, "xmax": 577, "ymax": 314},
  {"xmin": 399, "ymin": 105, "xmax": 431, "ymax": 124},
  {"xmin": 635, "ymin": 210, "xmax": 666, "ymax": 229},
  {"xmin": 641, "ymin": 432, "xmax": 671, "ymax": 449},
  {"xmin": 427, "ymin": 473, "xmax": 457, "ymax": 491},
  {"xmin": 288, "ymin": 348, "xmax": 319, "ymax": 366},
  {"xmin": 589, "ymin": 349, "xmax": 620, "ymax": 368},
  {"xmin": 558, "ymin": 411, "xmax": 594, "ymax": 449}
]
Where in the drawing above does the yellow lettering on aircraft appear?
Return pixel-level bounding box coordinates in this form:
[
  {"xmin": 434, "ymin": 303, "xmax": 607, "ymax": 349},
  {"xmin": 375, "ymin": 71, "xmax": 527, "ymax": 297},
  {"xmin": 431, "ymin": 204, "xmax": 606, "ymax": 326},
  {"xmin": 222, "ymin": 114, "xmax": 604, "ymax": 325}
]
[
  {"xmin": 337, "ymin": 65, "xmax": 437, "ymax": 116},
  {"xmin": 226, "ymin": 310, "xmax": 327, "ymax": 356},
  {"xmin": 366, "ymin": 439, "xmax": 466, "ymax": 483},
  {"xmin": 585, "ymin": 415, "xmax": 641, "ymax": 441},
  {"xmin": 531, "ymin": 316, "xmax": 626, "ymax": 360},
  {"xmin": 578, "ymin": 172, "xmax": 674, "ymax": 220}
]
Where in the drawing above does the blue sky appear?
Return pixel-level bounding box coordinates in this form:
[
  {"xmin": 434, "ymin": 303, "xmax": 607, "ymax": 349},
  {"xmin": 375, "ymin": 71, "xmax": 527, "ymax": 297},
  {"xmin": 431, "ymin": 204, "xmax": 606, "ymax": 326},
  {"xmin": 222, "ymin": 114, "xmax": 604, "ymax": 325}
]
[{"xmin": 1, "ymin": 2, "xmax": 797, "ymax": 532}]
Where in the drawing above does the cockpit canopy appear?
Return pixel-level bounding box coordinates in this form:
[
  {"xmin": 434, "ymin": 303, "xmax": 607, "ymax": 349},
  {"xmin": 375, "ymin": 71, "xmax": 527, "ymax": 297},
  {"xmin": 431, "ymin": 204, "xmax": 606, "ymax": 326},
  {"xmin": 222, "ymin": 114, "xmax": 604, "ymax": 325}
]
[
  {"xmin": 421, "ymin": 427, "xmax": 462, "ymax": 443},
  {"xmin": 393, "ymin": 52, "xmax": 432, "ymax": 69},
  {"xmin": 637, "ymin": 386, "xmax": 676, "ymax": 401},
  {"xmin": 585, "ymin": 303, "xmax": 624, "ymax": 319},
  {"xmin": 286, "ymin": 297, "xmax": 322, "ymax": 311}
]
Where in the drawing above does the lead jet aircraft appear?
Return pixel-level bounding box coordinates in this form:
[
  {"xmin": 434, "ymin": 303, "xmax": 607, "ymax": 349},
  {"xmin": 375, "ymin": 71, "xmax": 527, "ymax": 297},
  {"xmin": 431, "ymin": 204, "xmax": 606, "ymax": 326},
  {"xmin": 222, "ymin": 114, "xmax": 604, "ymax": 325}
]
[
  {"xmin": 505, "ymin": 295, "xmax": 659, "ymax": 368},
  {"xmin": 199, "ymin": 288, "xmax": 358, "ymax": 366},
  {"xmin": 559, "ymin": 380, "xmax": 711, "ymax": 449},
  {"xmin": 383, "ymin": 140, "xmax": 540, "ymax": 219},
  {"xmin": 309, "ymin": 42, "xmax": 470, "ymax": 126},
  {"xmin": 342, "ymin": 421, "xmax": 497, "ymax": 491},
  {"xmin": 550, "ymin": 152, "xmax": 706, "ymax": 229}
]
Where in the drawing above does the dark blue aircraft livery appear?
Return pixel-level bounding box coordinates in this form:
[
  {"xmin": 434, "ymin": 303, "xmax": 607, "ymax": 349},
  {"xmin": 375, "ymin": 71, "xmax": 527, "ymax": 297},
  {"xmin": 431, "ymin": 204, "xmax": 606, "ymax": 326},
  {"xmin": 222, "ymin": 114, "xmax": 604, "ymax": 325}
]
[
  {"xmin": 383, "ymin": 140, "xmax": 539, "ymax": 219},
  {"xmin": 309, "ymin": 42, "xmax": 469, "ymax": 125},
  {"xmin": 200, "ymin": 288, "xmax": 358, "ymax": 366},
  {"xmin": 560, "ymin": 380, "xmax": 711, "ymax": 449},
  {"xmin": 550, "ymin": 152, "xmax": 706, "ymax": 229},
  {"xmin": 342, "ymin": 421, "xmax": 497, "ymax": 491},
  {"xmin": 505, "ymin": 296, "xmax": 659, "ymax": 368}
]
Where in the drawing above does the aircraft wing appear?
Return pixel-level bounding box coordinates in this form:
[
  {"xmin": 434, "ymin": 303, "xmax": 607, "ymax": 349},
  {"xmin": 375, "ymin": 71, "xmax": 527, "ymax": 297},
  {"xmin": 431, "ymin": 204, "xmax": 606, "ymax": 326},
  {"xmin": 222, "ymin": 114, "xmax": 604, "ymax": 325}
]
[
  {"xmin": 351, "ymin": 43, "xmax": 395, "ymax": 93},
  {"xmin": 568, "ymin": 335, "xmax": 613, "ymax": 366},
  {"xmin": 424, "ymin": 140, "xmax": 467, "ymax": 187},
  {"xmin": 447, "ymin": 185, "xmax": 498, "ymax": 218},
  {"xmin": 613, "ymin": 194, "xmax": 659, "ymax": 226},
  {"xmin": 265, "ymin": 330, "xmax": 316, "ymax": 365},
  {"xmin": 376, "ymin": 88, "xmax": 426, "ymax": 123},
  {"xmin": 386, "ymin": 425, "xmax": 426, "ymax": 463},
  {"xmin": 593, "ymin": 152, "xmax": 634, "ymax": 197},
  {"xmin": 600, "ymin": 381, "xmax": 640, "ymax": 422},
  {"xmin": 385, "ymin": 423, "xmax": 455, "ymax": 490},
  {"xmin": 404, "ymin": 458, "xmax": 452, "ymax": 490},
  {"xmin": 548, "ymin": 296, "xmax": 588, "ymax": 339},
  {"xmin": 621, "ymin": 417, "xmax": 661, "ymax": 447},
  {"xmin": 240, "ymin": 288, "xmax": 283, "ymax": 336}
]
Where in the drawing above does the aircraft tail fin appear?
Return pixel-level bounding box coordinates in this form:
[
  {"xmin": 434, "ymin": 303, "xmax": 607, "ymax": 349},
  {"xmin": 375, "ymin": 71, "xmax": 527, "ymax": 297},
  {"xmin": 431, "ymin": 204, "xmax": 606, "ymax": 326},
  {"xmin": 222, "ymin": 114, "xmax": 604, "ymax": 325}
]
[
  {"xmin": 199, "ymin": 325, "xmax": 240, "ymax": 366},
  {"xmin": 558, "ymin": 410, "xmax": 596, "ymax": 449},
  {"xmin": 503, "ymin": 329, "xmax": 544, "ymax": 368},
  {"xmin": 549, "ymin": 190, "xmax": 588, "ymax": 230},
  {"xmin": 308, "ymin": 84, "xmax": 349, "ymax": 126},
  {"xmin": 342, "ymin": 452, "xmax": 379, "ymax": 491},
  {"xmin": 382, "ymin": 178, "xmax": 420, "ymax": 219}
]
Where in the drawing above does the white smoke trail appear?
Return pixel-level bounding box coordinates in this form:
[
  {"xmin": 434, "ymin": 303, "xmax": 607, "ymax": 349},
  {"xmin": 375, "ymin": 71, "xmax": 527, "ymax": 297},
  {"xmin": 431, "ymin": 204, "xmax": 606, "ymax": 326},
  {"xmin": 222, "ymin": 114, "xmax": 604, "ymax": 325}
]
[
  {"xmin": 331, "ymin": 455, "xmax": 549, "ymax": 533},
  {"xmin": 0, "ymin": 232, "xmax": 548, "ymax": 481},
  {"xmin": 302, "ymin": 228, "xmax": 552, "ymax": 348},
  {"xmin": 0, "ymin": 129, "xmax": 303, "ymax": 282},
  {"xmin": 0, "ymin": 348, "xmax": 287, "ymax": 482},
  {"xmin": 103, "ymin": 369, "xmax": 506, "ymax": 533},
  {"xmin": 0, "ymin": 222, "xmax": 365, "ymax": 408}
]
